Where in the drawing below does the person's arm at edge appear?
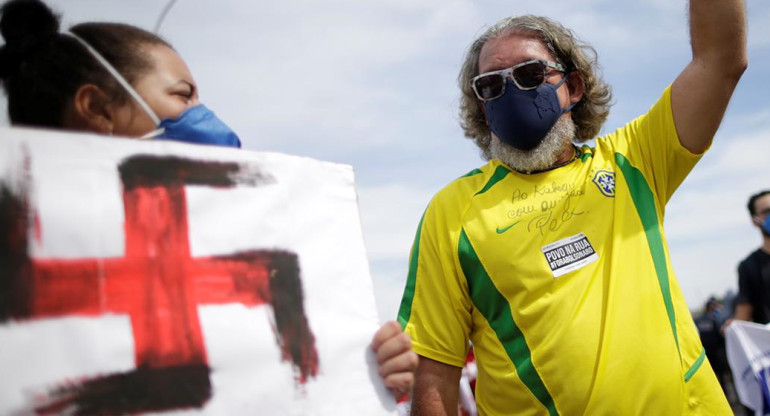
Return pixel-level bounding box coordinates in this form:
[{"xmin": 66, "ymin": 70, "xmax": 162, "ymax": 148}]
[
  {"xmin": 733, "ymin": 303, "xmax": 753, "ymax": 321},
  {"xmin": 723, "ymin": 262, "xmax": 755, "ymax": 332},
  {"xmin": 670, "ymin": 0, "xmax": 747, "ymax": 154},
  {"xmin": 371, "ymin": 321, "xmax": 420, "ymax": 398},
  {"xmin": 410, "ymin": 356, "xmax": 462, "ymax": 416},
  {"xmin": 723, "ymin": 303, "xmax": 753, "ymax": 334}
]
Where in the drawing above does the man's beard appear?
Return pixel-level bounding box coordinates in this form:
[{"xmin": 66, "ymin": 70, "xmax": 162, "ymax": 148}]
[{"xmin": 488, "ymin": 115, "xmax": 577, "ymax": 173}]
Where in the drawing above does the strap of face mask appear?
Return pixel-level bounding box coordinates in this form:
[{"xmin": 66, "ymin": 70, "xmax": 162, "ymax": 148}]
[
  {"xmin": 65, "ymin": 31, "xmax": 165, "ymax": 138},
  {"xmin": 552, "ymin": 73, "xmax": 578, "ymax": 114}
]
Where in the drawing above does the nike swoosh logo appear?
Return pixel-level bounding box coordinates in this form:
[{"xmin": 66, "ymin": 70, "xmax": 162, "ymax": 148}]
[{"xmin": 496, "ymin": 221, "xmax": 520, "ymax": 234}]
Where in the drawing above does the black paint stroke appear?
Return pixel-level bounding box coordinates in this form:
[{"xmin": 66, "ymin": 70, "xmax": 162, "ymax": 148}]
[
  {"xmin": 35, "ymin": 365, "xmax": 211, "ymax": 416},
  {"xmin": 118, "ymin": 155, "xmax": 274, "ymax": 190},
  {"xmin": 0, "ymin": 153, "xmax": 33, "ymax": 322}
]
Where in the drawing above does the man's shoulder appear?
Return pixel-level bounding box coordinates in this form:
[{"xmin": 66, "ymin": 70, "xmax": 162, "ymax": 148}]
[
  {"xmin": 431, "ymin": 160, "xmax": 502, "ymax": 202},
  {"xmin": 739, "ymin": 249, "xmax": 765, "ymax": 274},
  {"xmin": 420, "ymin": 160, "xmax": 507, "ymax": 229},
  {"xmin": 590, "ymin": 86, "xmax": 679, "ymax": 155}
]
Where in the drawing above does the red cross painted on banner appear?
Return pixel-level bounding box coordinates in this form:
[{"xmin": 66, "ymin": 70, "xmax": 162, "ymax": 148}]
[{"xmin": 0, "ymin": 155, "xmax": 318, "ymax": 415}]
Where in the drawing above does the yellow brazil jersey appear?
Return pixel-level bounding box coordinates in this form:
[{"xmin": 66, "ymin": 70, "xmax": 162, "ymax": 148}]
[{"xmin": 398, "ymin": 87, "xmax": 729, "ymax": 415}]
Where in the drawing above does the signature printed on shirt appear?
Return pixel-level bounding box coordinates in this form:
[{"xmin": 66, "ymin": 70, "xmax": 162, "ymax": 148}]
[{"xmin": 528, "ymin": 193, "xmax": 585, "ymax": 236}]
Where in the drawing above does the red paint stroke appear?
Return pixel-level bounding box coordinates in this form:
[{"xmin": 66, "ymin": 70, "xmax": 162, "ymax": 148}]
[{"xmin": 1, "ymin": 155, "xmax": 318, "ymax": 415}]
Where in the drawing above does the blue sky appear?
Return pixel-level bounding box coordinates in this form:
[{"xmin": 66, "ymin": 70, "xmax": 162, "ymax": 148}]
[{"xmin": 2, "ymin": 0, "xmax": 769, "ymax": 320}]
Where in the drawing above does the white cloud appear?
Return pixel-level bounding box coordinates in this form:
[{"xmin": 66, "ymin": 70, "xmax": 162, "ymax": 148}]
[
  {"xmin": 155, "ymin": 0, "xmax": 482, "ymax": 159},
  {"xmin": 371, "ymin": 264, "xmax": 411, "ymax": 322},
  {"xmin": 357, "ymin": 183, "xmax": 431, "ymax": 261}
]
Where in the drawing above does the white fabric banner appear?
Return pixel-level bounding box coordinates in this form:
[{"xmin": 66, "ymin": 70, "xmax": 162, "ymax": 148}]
[
  {"xmin": 726, "ymin": 320, "xmax": 770, "ymax": 416},
  {"xmin": 0, "ymin": 126, "xmax": 395, "ymax": 415}
]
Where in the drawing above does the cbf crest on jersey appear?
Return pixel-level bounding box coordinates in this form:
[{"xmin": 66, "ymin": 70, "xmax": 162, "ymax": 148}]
[{"xmin": 592, "ymin": 170, "xmax": 616, "ymax": 197}]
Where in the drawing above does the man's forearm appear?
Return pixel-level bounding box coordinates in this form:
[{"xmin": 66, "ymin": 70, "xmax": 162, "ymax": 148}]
[
  {"xmin": 689, "ymin": 0, "xmax": 747, "ymax": 72},
  {"xmin": 411, "ymin": 356, "xmax": 461, "ymax": 416},
  {"xmin": 670, "ymin": 0, "xmax": 747, "ymax": 153}
]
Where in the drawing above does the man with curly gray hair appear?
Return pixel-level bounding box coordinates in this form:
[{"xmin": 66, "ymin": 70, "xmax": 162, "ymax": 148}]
[
  {"xmin": 458, "ymin": 15, "xmax": 612, "ymax": 174},
  {"xmin": 397, "ymin": 2, "xmax": 747, "ymax": 415}
]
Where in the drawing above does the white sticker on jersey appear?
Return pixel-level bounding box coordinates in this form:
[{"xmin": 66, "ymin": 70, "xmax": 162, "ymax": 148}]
[{"xmin": 541, "ymin": 232, "xmax": 598, "ymax": 278}]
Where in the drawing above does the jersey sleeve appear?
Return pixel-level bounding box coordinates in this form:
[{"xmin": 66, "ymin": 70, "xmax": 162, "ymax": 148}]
[
  {"xmin": 603, "ymin": 86, "xmax": 704, "ymax": 208},
  {"xmin": 397, "ymin": 192, "xmax": 473, "ymax": 368}
]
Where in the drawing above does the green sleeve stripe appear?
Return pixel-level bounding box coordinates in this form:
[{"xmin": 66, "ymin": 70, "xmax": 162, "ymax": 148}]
[
  {"xmin": 475, "ymin": 165, "xmax": 510, "ymax": 195},
  {"xmin": 684, "ymin": 348, "xmax": 706, "ymax": 382},
  {"xmin": 397, "ymin": 166, "xmax": 488, "ymax": 328},
  {"xmin": 458, "ymin": 229, "xmax": 559, "ymax": 416},
  {"xmin": 615, "ymin": 153, "xmax": 680, "ymax": 356},
  {"xmin": 397, "ymin": 210, "xmax": 427, "ymax": 328},
  {"xmin": 461, "ymin": 168, "xmax": 483, "ymax": 178}
]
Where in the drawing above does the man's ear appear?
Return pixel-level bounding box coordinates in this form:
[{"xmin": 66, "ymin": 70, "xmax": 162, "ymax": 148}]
[
  {"xmin": 72, "ymin": 84, "xmax": 115, "ymax": 134},
  {"xmin": 566, "ymin": 71, "xmax": 585, "ymax": 107}
]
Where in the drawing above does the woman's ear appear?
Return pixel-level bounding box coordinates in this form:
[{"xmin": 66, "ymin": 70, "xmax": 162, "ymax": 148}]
[
  {"xmin": 566, "ymin": 71, "xmax": 585, "ymax": 106},
  {"xmin": 71, "ymin": 84, "xmax": 114, "ymax": 134}
]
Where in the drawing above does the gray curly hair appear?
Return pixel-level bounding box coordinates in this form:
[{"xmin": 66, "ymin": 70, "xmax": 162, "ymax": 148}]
[{"xmin": 458, "ymin": 15, "xmax": 612, "ymax": 159}]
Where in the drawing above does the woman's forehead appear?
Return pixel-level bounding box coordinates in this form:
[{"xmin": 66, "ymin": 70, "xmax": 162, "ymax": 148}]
[{"xmin": 136, "ymin": 44, "xmax": 195, "ymax": 87}]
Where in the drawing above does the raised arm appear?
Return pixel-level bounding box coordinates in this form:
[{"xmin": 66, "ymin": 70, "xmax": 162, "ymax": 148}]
[{"xmin": 671, "ymin": 0, "xmax": 747, "ymax": 154}]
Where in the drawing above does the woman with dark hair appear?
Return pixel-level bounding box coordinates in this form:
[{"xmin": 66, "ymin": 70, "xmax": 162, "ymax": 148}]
[
  {"xmin": 0, "ymin": 0, "xmax": 239, "ymax": 146},
  {"xmin": 0, "ymin": 0, "xmax": 417, "ymax": 400}
]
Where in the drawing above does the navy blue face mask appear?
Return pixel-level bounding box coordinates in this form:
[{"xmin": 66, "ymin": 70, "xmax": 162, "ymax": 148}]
[
  {"xmin": 483, "ymin": 76, "xmax": 574, "ymax": 151},
  {"xmin": 67, "ymin": 32, "xmax": 241, "ymax": 148}
]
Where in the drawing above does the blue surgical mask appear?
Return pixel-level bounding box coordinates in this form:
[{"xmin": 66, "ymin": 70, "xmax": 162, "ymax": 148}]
[
  {"xmin": 67, "ymin": 32, "xmax": 241, "ymax": 148},
  {"xmin": 483, "ymin": 76, "xmax": 574, "ymax": 151},
  {"xmin": 762, "ymin": 215, "xmax": 770, "ymax": 235},
  {"xmin": 153, "ymin": 105, "xmax": 241, "ymax": 147}
]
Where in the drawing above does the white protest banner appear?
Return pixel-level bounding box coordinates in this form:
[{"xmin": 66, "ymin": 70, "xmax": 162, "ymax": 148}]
[
  {"xmin": 0, "ymin": 126, "xmax": 395, "ymax": 415},
  {"xmin": 726, "ymin": 320, "xmax": 770, "ymax": 416}
]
